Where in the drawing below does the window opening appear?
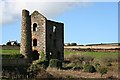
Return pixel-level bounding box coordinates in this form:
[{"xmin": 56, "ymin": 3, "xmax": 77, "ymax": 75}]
[
  {"xmin": 53, "ymin": 26, "xmax": 56, "ymax": 32},
  {"xmin": 33, "ymin": 39, "xmax": 37, "ymax": 46},
  {"xmin": 33, "ymin": 23, "xmax": 37, "ymax": 31}
]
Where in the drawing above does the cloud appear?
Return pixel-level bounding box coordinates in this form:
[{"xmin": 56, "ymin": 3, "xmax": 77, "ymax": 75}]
[
  {"xmin": 0, "ymin": 0, "xmax": 118, "ymax": 25},
  {"xmin": 0, "ymin": 0, "xmax": 84, "ymax": 25}
]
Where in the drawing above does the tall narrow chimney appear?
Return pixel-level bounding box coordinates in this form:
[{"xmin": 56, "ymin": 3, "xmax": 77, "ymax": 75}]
[{"xmin": 20, "ymin": 9, "xmax": 32, "ymax": 59}]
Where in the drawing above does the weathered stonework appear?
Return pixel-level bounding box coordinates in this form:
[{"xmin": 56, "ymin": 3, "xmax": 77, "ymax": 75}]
[
  {"xmin": 20, "ymin": 10, "xmax": 32, "ymax": 59},
  {"xmin": 20, "ymin": 9, "xmax": 64, "ymax": 61}
]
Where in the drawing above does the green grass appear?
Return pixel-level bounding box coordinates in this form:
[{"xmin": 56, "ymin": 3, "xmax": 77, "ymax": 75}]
[
  {"xmin": 0, "ymin": 50, "xmax": 21, "ymax": 58},
  {"xmin": 0, "ymin": 50, "xmax": 20, "ymax": 54},
  {"xmin": 64, "ymin": 51, "xmax": 118, "ymax": 57},
  {"xmin": 1, "ymin": 50, "xmax": 118, "ymax": 60},
  {"xmin": 64, "ymin": 51, "xmax": 118, "ymax": 62}
]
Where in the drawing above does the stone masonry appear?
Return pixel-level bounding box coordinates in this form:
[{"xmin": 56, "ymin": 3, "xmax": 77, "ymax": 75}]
[{"xmin": 20, "ymin": 9, "xmax": 64, "ymax": 61}]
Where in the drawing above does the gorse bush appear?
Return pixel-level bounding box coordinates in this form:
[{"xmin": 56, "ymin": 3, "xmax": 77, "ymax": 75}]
[
  {"xmin": 64, "ymin": 54, "xmax": 95, "ymax": 71},
  {"xmin": 83, "ymin": 64, "xmax": 96, "ymax": 73},
  {"xmin": 32, "ymin": 59, "xmax": 49, "ymax": 69},
  {"xmin": 27, "ymin": 64, "xmax": 44, "ymax": 78},
  {"xmin": 99, "ymin": 67, "xmax": 108, "ymax": 77},
  {"xmin": 66, "ymin": 54, "xmax": 81, "ymax": 62},
  {"xmin": 95, "ymin": 63, "xmax": 100, "ymax": 69},
  {"xmin": 72, "ymin": 63, "xmax": 83, "ymax": 70},
  {"xmin": 49, "ymin": 59, "xmax": 62, "ymax": 68},
  {"xmin": 66, "ymin": 54, "xmax": 94, "ymax": 64}
]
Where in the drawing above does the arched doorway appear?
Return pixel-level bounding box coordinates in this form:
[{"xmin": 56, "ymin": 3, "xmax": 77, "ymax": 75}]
[{"xmin": 32, "ymin": 50, "xmax": 39, "ymax": 60}]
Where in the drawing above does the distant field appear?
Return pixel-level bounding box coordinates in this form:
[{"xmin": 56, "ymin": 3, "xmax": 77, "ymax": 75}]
[
  {"xmin": 64, "ymin": 45, "xmax": 119, "ymax": 49},
  {"xmin": 0, "ymin": 50, "xmax": 20, "ymax": 54},
  {"xmin": 64, "ymin": 51, "xmax": 118, "ymax": 58},
  {"xmin": 1, "ymin": 50, "xmax": 118, "ymax": 61},
  {"xmin": 64, "ymin": 51, "xmax": 118, "ymax": 62},
  {"xmin": 0, "ymin": 50, "xmax": 20, "ymax": 58}
]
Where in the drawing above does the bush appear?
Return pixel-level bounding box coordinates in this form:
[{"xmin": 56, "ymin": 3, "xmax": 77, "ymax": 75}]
[
  {"xmin": 27, "ymin": 64, "xmax": 45, "ymax": 77},
  {"xmin": 106, "ymin": 62, "xmax": 112, "ymax": 66},
  {"xmin": 32, "ymin": 59, "xmax": 49, "ymax": 69},
  {"xmin": 73, "ymin": 61, "xmax": 83, "ymax": 70},
  {"xmin": 40, "ymin": 51, "xmax": 46, "ymax": 61},
  {"xmin": 63, "ymin": 62, "xmax": 83, "ymax": 70},
  {"xmin": 99, "ymin": 67, "xmax": 108, "ymax": 77},
  {"xmin": 70, "ymin": 43, "xmax": 77, "ymax": 46},
  {"xmin": 64, "ymin": 63, "xmax": 75, "ymax": 70},
  {"xmin": 72, "ymin": 64, "xmax": 83, "ymax": 70},
  {"xmin": 49, "ymin": 59, "xmax": 62, "ymax": 68},
  {"xmin": 26, "ymin": 63, "xmax": 54, "ymax": 79},
  {"xmin": 66, "ymin": 54, "xmax": 84, "ymax": 63},
  {"xmin": 83, "ymin": 64, "xmax": 96, "ymax": 73},
  {"xmin": 95, "ymin": 63, "xmax": 100, "ymax": 69}
]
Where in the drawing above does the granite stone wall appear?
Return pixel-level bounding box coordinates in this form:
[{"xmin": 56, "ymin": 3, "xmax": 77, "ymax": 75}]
[
  {"xmin": 31, "ymin": 11, "xmax": 46, "ymax": 59},
  {"xmin": 20, "ymin": 9, "xmax": 64, "ymax": 61},
  {"xmin": 46, "ymin": 20, "xmax": 64, "ymax": 61}
]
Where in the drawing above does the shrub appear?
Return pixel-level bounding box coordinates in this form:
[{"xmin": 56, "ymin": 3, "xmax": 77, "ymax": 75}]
[
  {"xmin": 63, "ymin": 60, "xmax": 83, "ymax": 70},
  {"xmin": 73, "ymin": 61, "xmax": 83, "ymax": 70},
  {"xmin": 83, "ymin": 64, "xmax": 96, "ymax": 73},
  {"xmin": 66, "ymin": 54, "xmax": 84, "ymax": 63},
  {"xmin": 95, "ymin": 63, "xmax": 100, "ymax": 69},
  {"xmin": 72, "ymin": 64, "xmax": 83, "ymax": 70},
  {"xmin": 64, "ymin": 63, "xmax": 75, "ymax": 70},
  {"xmin": 27, "ymin": 64, "xmax": 41, "ymax": 78},
  {"xmin": 99, "ymin": 67, "xmax": 108, "ymax": 77},
  {"xmin": 106, "ymin": 62, "xmax": 112, "ymax": 66},
  {"xmin": 27, "ymin": 62, "xmax": 54, "ymax": 78},
  {"xmin": 49, "ymin": 59, "xmax": 62, "ymax": 68},
  {"xmin": 33, "ymin": 59, "xmax": 49, "ymax": 69},
  {"xmin": 70, "ymin": 43, "xmax": 77, "ymax": 46},
  {"xmin": 40, "ymin": 51, "xmax": 46, "ymax": 61}
]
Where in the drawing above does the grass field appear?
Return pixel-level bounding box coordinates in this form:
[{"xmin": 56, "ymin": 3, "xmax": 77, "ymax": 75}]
[
  {"xmin": 0, "ymin": 50, "xmax": 20, "ymax": 58},
  {"xmin": 65, "ymin": 51, "xmax": 118, "ymax": 62},
  {"xmin": 1, "ymin": 49, "xmax": 118, "ymax": 62},
  {"xmin": 1, "ymin": 49, "xmax": 119, "ymax": 78},
  {"xmin": 0, "ymin": 50, "xmax": 20, "ymax": 54}
]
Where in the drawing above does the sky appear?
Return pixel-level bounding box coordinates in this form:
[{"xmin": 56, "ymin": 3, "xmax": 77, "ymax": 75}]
[{"xmin": 0, "ymin": 0, "xmax": 119, "ymax": 45}]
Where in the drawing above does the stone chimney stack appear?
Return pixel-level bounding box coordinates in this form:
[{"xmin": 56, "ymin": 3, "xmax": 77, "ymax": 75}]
[{"xmin": 20, "ymin": 9, "xmax": 32, "ymax": 58}]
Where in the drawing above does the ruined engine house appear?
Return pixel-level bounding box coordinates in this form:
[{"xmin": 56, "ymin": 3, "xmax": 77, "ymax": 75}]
[{"xmin": 20, "ymin": 9, "xmax": 64, "ymax": 61}]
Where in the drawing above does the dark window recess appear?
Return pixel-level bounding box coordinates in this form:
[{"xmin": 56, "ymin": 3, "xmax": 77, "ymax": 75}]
[
  {"xmin": 33, "ymin": 39, "xmax": 37, "ymax": 46},
  {"xmin": 32, "ymin": 50, "xmax": 39, "ymax": 60},
  {"xmin": 33, "ymin": 23, "xmax": 37, "ymax": 31},
  {"xmin": 53, "ymin": 39, "xmax": 56, "ymax": 47},
  {"xmin": 49, "ymin": 34, "xmax": 52, "ymax": 39}
]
